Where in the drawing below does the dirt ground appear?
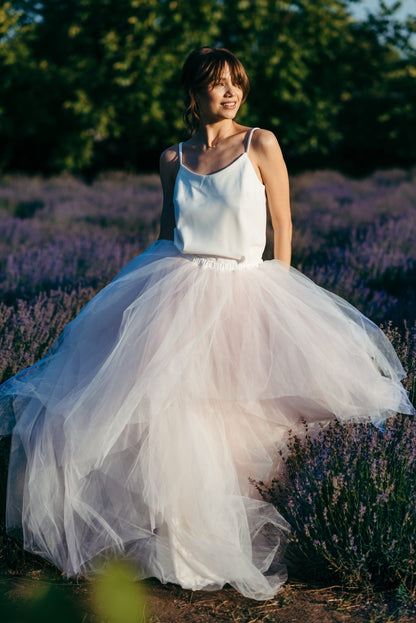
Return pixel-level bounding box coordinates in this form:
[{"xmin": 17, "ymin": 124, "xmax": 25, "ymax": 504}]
[
  {"xmin": 3, "ymin": 573, "xmax": 416, "ymax": 623},
  {"xmin": 138, "ymin": 578, "xmax": 416, "ymax": 623},
  {"xmin": 1, "ymin": 541, "xmax": 416, "ymax": 623}
]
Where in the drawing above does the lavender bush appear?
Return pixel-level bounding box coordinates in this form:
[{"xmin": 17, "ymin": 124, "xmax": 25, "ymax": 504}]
[
  {"xmin": 0, "ymin": 287, "xmax": 95, "ymax": 381},
  {"xmin": 0, "ymin": 168, "xmax": 415, "ymax": 594},
  {"xmin": 258, "ymin": 410, "xmax": 416, "ymax": 593}
]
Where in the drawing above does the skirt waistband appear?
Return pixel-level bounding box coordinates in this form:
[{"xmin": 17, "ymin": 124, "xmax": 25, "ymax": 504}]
[{"xmin": 185, "ymin": 254, "xmax": 263, "ymax": 271}]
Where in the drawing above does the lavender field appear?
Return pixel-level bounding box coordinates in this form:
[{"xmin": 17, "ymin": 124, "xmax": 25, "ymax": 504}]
[
  {"xmin": 0, "ymin": 169, "xmax": 416, "ymax": 610},
  {"xmin": 1, "ymin": 168, "xmax": 415, "ymax": 389},
  {"xmin": 0, "ymin": 173, "xmax": 160, "ymax": 382}
]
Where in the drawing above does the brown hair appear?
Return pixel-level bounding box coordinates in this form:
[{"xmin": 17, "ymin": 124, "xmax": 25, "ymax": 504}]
[{"xmin": 181, "ymin": 47, "xmax": 250, "ymax": 134}]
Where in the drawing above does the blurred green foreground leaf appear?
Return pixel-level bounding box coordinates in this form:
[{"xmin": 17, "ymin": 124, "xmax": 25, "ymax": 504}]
[{"xmin": 0, "ymin": 561, "xmax": 146, "ymax": 623}]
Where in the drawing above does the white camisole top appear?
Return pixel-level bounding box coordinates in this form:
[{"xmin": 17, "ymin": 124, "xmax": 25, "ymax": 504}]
[{"xmin": 173, "ymin": 127, "xmax": 267, "ymax": 267}]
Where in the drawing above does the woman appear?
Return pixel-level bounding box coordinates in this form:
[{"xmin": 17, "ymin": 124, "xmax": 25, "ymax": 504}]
[
  {"xmin": 0, "ymin": 47, "xmax": 414, "ymax": 601},
  {"xmin": 159, "ymin": 48, "xmax": 292, "ymax": 269}
]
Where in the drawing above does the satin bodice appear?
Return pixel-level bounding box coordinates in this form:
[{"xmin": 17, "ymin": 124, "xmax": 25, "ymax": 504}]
[{"xmin": 173, "ymin": 128, "xmax": 267, "ymax": 266}]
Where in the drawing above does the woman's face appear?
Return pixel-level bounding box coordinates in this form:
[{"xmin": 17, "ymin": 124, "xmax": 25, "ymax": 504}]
[{"xmin": 196, "ymin": 64, "xmax": 243, "ymax": 123}]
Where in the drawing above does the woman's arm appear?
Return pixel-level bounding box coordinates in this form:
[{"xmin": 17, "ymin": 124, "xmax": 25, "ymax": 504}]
[
  {"xmin": 251, "ymin": 130, "xmax": 292, "ymax": 265},
  {"xmin": 158, "ymin": 146, "xmax": 179, "ymax": 241}
]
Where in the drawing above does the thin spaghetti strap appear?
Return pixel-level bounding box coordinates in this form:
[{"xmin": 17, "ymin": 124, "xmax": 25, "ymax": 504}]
[
  {"xmin": 246, "ymin": 127, "xmax": 259, "ymax": 153},
  {"xmin": 178, "ymin": 142, "xmax": 183, "ymax": 165}
]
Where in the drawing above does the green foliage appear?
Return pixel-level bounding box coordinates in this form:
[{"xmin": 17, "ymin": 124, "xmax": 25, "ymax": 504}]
[
  {"xmin": 0, "ymin": 582, "xmax": 83, "ymax": 622},
  {"xmin": 0, "ymin": 561, "xmax": 147, "ymax": 622},
  {"xmin": 93, "ymin": 561, "xmax": 147, "ymax": 623},
  {"xmin": 1, "ymin": 0, "xmax": 415, "ymax": 173}
]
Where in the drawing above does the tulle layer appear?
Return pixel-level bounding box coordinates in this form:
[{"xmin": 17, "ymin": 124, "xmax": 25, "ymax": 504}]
[{"xmin": 0, "ymin": 240, "xmax": 413, "ymax": 600}]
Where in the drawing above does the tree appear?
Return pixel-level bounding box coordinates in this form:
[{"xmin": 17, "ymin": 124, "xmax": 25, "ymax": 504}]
[{"xmin": 0, "ymin": 0, "xmax": 415, "ymax": 173}]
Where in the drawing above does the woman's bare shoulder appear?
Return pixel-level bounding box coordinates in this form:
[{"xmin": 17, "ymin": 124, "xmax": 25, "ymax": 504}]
[
  {"xmin": 251, "ymin": 128, "xmax": 281, "ymax": 150},
  {"xmin": 160, "ymin": 145, "xmax": 180, "ymax": 185},
  {"xmin": 250, "ymin": 129, "xmax": 287, "ymax": 183},
  {"xmin": 251, "ymin": 128, "xmax": 285, "ymax": 165},
  {"xmin": 160, "ymin": 144, "xmax": 180, "ymax": 167}
]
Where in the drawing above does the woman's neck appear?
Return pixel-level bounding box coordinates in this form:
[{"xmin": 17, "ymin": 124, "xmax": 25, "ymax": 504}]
[{"xmin": 193, "ymin": 121, "xmax": 238, "ymax": 150}]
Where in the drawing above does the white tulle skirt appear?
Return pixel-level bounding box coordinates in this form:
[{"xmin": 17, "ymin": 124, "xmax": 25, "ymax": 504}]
[{"xmin": 0, "ymin": 240, "xmax": 413, "ymax": 600}]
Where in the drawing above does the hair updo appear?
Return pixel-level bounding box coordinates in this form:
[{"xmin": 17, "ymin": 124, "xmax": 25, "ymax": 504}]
[{"xmin": 181, "ymin": 47, "xmax": 250, "ymax": 135}]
